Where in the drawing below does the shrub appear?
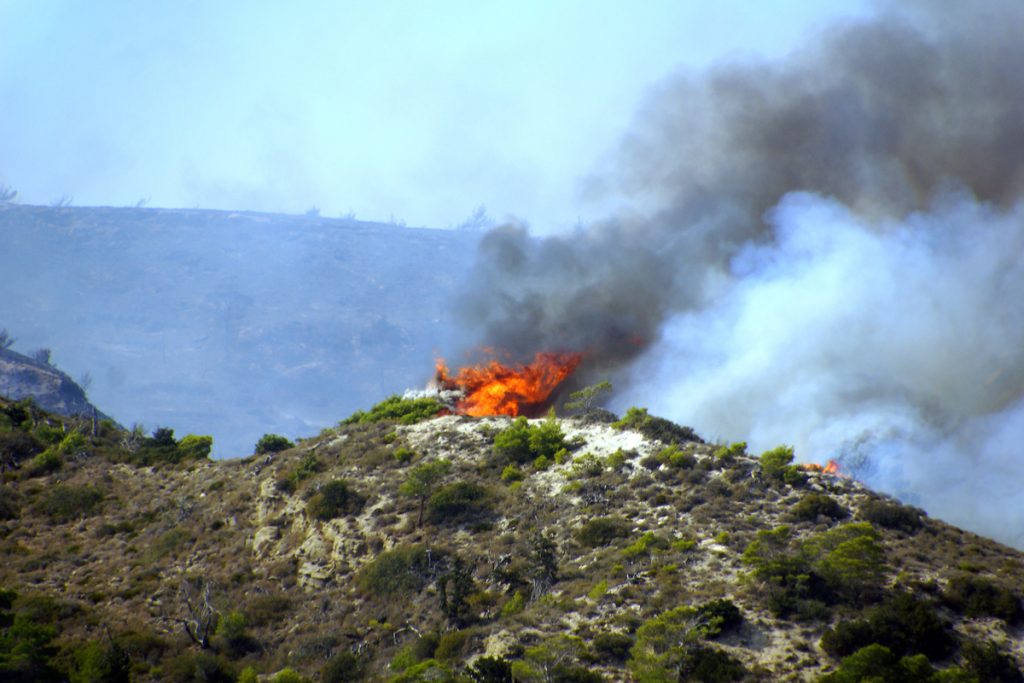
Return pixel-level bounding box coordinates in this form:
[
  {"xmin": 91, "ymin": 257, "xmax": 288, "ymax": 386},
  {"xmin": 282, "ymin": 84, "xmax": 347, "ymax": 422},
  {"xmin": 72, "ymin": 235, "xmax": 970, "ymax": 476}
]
[
  {"xmin": 0, "ymin": 430, "xmax": 44, "ymax": 468},
  {"xmin": 467, "ymin": 656, "xmax": 513, "ymax": 683},
  {"xmin": 358, "ymin": 544, "xmax": 439, "ymax": 596},
  {"xmin": 657, "ymin": 444, "xmax": 696, "ymax": 469},
  {"xmin": 576, "ymin": 517, "xmax": 632, "ymax": 548},
  {"xmin": 712, "ymin": 442, "xmax": 747, "ymax": 463},
  {"xmin": 695, "ymin": 599, "xmax": 743, "ymax": 638},
  {"xmin": 629, "ymin": 606, "xmax": 747, "ymax": 681},
  {"xmin": 759, "ymin": 445, "xmax": 805, "ymax": 486},
  {"xmin": 592, "ymin": 632, "xmax": 634, "ymax": 662},
  {"xmin": 342, "ymin": 395, "xmax": 443, "ymax": 425},
  {"xmin": 819, "ymin": 644, "xmax": 902, "ymax": 683},
  {"xmin": 427, "ymin": 482, "xmax": 491, "ymax": 522},
  {"xmin": 70, "ymin": 639, "xmax": 131, "ymax": 683},
  {"xmin": 272, "ymin": 668, "xmax": 313, "ymax": 683},
  {"xmin": 961, "ymin": 640, "xmax": 1024, "ymax": 683},
  {"xmin": 859, "ymin": 499, "xmax": 924, "ymax": 533},
  {"xmin": 255, "ymin": 433, "xmax": 294, "ymax": 454},
  {"xmin": 25, "ymin": 448, "xmax": 63, "ymax": 476},
  {"xmin": 0, "ymin": 486, "xmax": 19, "ymax": 520},
  {"xmin": 322, "ymin": 651, "xmax": 364, "ymax": 683},
  {"xmin": 394, "ymin": 447, "xmax": 416, "ymax": 464},
  {"xmin": 177, "ymin": 434, "xmax": 213, "ymax": 460},
  {"xmin": 36, "ymin": 485, "xmax": 104, "ymax": 522},
  {"xmin": 943, "ymin": 573, "xmax": 1023, "ymax": 624},
  {"xmin": 493, "ymin": 414, "xmax": 567, "ymax": 465},
  {"xmin": 307, "ymin": 479, "xmax": 365, "ymax": 521},
  {"xmin": 612, "ymin": 407, "xmax": 703, "ymax": 444},
  {"xmin": 570, "ymin": 452, "xmax": 604, "ymax": 478},
  {"xmin": 820, "ymin": 592, "xmax": 956, "ymax": 660},
  {"xmin": 790, "ymin": 493, "xmax": 849, "ymax": 523},
  {"xmin": 677, "ymin": 644, "xmax": 747, "ymax": 682},
  {"xmin": 500, "ymin": 464, "xmax": 524, "ymax": 483}
]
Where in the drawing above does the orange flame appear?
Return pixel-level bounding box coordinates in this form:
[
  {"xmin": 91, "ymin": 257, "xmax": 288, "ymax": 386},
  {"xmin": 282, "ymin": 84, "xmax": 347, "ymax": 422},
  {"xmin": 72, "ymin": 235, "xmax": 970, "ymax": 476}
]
[
  {"xmin": 800, "ymin": 459, "xmax": 841, "ymax": 475},
  {"xmin": 436, "ymin": 351, "xmax": 583, "ymax": 417}
]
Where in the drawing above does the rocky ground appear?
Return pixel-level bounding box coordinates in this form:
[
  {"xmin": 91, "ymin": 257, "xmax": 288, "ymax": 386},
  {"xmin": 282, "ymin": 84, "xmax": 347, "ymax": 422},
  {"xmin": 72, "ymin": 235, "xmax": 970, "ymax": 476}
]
[{"xmin": 1, "ymin": 395, "xmax": 1023, "ymax": 681}]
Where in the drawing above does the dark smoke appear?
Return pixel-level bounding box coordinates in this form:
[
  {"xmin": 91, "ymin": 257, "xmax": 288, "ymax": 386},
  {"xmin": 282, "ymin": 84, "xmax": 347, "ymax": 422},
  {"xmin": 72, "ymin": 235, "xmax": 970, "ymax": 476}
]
[{"xmin": 457, "ymin": 1, "xmax": 1024, "ymax": 546}]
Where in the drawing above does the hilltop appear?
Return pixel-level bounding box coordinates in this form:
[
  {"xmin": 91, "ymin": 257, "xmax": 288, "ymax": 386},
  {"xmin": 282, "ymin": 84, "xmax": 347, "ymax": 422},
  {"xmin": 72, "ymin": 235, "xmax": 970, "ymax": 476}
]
[{"xmin": 1, "ymin": 394, "xmax": 1022, "ymax": 682}]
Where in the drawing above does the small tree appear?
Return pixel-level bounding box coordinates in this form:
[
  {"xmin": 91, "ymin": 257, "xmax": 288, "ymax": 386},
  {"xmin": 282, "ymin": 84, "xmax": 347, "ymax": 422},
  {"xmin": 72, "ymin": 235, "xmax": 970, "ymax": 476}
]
[
  {"xmin": 529, "ymin": 530, "xmax": 558, "ymax": 597},
  {"xmin": 399, "ymin": 459, "xmax": 451, "ymax": 527},
  {"xmin": 0, "ymin": 329, "xmax": 14, "ymax": 350},
  {"xmin": 177, "ymin": 578, "xmax": 219, "ymax": 649},
  {"xmin": 0, "ymin": 184, "xmax": 16, "ymax": 202},
  {"xmin": 564, "ymin": 380, "xmax": 612, "ymax": 413},
  {"xmin": 255, "ymin": 433, "xmax": 294, "ymax": 454}
]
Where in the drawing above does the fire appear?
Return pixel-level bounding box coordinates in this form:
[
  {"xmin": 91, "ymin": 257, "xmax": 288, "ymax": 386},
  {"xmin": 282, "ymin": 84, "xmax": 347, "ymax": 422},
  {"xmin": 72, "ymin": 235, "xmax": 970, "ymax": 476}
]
[
  {"xmin": 801, "ymin": 459, "xmax": 841, "ymax": 475},
  {"xmin": 436, "ymin": 351, "xmax": 583, "ymax": 417}
]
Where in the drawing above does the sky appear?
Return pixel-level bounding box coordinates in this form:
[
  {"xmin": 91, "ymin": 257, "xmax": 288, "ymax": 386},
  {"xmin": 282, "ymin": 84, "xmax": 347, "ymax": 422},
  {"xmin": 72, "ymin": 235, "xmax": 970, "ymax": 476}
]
[{"xmin": 1, "ymin": 0, "xmax": 871, "ymax": 231}]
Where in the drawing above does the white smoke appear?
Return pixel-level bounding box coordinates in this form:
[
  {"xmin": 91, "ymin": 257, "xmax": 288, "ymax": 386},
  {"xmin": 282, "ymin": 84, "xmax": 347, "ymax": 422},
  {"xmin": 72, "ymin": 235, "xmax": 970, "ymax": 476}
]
[{"xmin": 622, "ymin": 190, "xmax": 1024, "ymax": 545}]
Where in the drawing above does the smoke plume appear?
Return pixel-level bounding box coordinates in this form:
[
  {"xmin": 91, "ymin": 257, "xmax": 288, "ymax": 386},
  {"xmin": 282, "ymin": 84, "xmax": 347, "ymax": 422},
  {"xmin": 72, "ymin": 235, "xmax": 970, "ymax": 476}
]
[{"xmin": 457, "ymin": 1, "xmax": 1024, "ymax": 546}]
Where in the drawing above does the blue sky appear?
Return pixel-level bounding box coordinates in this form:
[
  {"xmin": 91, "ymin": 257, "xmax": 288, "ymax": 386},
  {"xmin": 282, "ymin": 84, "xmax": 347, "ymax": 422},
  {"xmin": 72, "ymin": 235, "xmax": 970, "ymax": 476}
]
[{"xmin": 1, "ymin": 1, "xmax": 870, "ymax": 231}]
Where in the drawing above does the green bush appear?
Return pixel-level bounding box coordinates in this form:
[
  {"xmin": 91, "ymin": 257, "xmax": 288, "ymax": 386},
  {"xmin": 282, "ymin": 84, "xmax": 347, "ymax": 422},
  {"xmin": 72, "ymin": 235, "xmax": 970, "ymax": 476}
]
[
  {"xmin": 576, "ymin": 517, "xmax": 632, "ymax": 548},
  {"xmin": 0, "ymin": 486, "xmax": 19, "ymax": 520},
  {"xmin": 759, "ymin": 445, "xmax": 805, "ymax": 486},
  {"xmin": 322, "ymin": 651, "xmax": 364, "ymax": 683},
  {"xmin": 677, "ymin": 644, "xmax": 748, "ymax": 682},
  {"xmin": 307, "ymin": 479, "xmax": 365, "ymax": 521},
  {"xmin": 394, "ymin": 447, "xmax": 416, "ymax": 464},
  {"xmin": 820, "ymin": 592, "xmax": 956, "ymax": 660},
  {"xmin": 859, "ymin": 499, "xmax": 924, "ymax": 533},
  {"xmin": 592, "ymin": 632, "xmax": 634, "ymax": 662},
  {"xmin": 819, "ymin": 644, "xmax": 926, "ymax": 683},
  {"xmin": 943, "ymin": 573, "xmax": 1022, "ymax": 624},
  {"xmin": 358, "ymin": 545, "xmax": 440, "ymax": 596},
  {"xmin": 342, "ymin": 395, "xmax": 443, "ymax": 425},
  {"xmin": 427, "ymin": 482, "xmax": 491, "ymax": 522},
  {"xmin": 961, "ymin": 640, "xmax": 1024, "ymax": 683},
  {"xmin": 0, "ymin": 430, "xmax": 44, "ymax": 467},
  {"xmin": 36, "ymin": 485, "xmax": 104, "ymax": 522},
  {"xmin": 26, "ymin": 449, "xmax": 63, "ymax": 476},
  {"xmin": 611, "ymin": 407, "xmax": 703, "ymax": 444},
  {"xmin": 467, "ymin": 656, "xmax": 513, "ymax": 683},
  {"xmin": 177, "ymin": 434, "xmax": 213, "ymax": 460},
  {"xmin": 493, "ymin": 414, "xmax": 567, "ymax": 465},
  {"xmin": 695, "ymin": 599, "xmax": 743, "ymax": 638},
  {"xmin": 657, "ymin": 444, "xmax": 696, "ymax": 469},
  {"xmin": 791, "ymin": 493, "xmax": 849, "ymax": 523},
  {"xmin": 255, "ymin": 433, "xmax": 294, "ymax": 454}
]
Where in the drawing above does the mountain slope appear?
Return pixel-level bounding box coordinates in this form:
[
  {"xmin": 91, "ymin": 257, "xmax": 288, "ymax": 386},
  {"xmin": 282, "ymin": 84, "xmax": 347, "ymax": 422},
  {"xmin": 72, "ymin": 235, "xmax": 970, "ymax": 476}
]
[
  {"xmin": 1, "ymin": 396, "xmax": 1022, "ymax": 681},
  {"xmin": 0, "ymin": 203, "xmax": 478, "ymax": 456}
]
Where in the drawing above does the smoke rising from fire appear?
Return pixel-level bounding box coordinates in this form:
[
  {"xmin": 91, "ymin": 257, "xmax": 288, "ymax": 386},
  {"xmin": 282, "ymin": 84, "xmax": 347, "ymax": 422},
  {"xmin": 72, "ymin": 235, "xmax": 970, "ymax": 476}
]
[{"xmin": 457, "ymin": 1, "xmax": 1024, "ymax": 545}]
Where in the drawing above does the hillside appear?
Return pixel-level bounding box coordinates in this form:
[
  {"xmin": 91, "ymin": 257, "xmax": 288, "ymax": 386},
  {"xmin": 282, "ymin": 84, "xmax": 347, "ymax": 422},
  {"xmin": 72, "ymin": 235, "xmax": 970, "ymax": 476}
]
[
  {"xmin": 1, "ymin": 395, "xmax": 1023, "ymax": 682},
  {"xmin": 0, "ymin": 203, "xmax": 478, "ymax": 457},
  {"xmin": 0, "ymin": 346, "xmax": 114, "ymax": 423}
]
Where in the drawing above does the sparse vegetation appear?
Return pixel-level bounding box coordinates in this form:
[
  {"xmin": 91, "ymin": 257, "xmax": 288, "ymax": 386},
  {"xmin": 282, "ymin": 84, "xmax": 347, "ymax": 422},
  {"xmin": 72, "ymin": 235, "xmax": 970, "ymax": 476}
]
[
  {"xmin": 612, "ymin": 406, "xmax": 703, "ymax": 444},
  {"xmin": 0, "ymin": 397, "xmax": 1021, "ymax": 681},
  {"xmin": 342, "ymin": 395, "xmax": 443, "ymax": 425}
]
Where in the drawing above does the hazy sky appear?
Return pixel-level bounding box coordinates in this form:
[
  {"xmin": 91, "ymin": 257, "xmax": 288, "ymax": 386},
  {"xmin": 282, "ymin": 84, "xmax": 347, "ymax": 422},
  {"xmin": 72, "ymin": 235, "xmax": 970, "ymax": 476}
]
[{"xmin": 1, "ymin": 1, "xmax": 870, "ymax": 231}]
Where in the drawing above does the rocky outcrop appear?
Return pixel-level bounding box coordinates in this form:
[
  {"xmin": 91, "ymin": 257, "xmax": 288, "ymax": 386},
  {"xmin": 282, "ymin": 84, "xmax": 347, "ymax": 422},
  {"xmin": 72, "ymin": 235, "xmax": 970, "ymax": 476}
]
[{"xmin": 0, "ymin": 347, "xmax": 113, "ymax": 421}]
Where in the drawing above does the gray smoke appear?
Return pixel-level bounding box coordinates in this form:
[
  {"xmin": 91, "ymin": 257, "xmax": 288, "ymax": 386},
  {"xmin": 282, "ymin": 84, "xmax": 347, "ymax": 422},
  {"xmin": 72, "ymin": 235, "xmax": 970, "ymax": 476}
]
[{"xmin": 457, "ymin": 1, "xmax": 1024, "ymax": 546}]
